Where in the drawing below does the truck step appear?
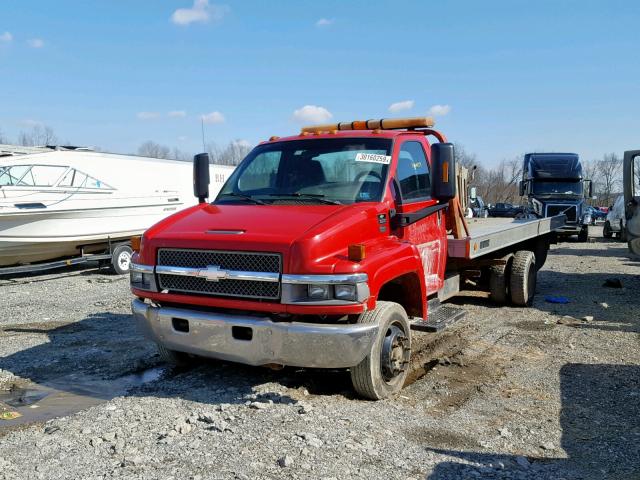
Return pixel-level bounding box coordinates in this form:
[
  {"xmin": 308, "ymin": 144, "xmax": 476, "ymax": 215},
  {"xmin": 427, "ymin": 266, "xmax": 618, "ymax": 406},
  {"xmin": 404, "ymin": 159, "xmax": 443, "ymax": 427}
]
[{"xmin": 410, "ymin": 305, "xmax": 466, "ymax": 332}]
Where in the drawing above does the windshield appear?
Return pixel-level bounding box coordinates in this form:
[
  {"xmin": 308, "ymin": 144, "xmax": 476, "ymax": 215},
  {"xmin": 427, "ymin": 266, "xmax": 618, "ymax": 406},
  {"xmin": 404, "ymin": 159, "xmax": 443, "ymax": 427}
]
[
  {"xmin": 0, "ymin": 165, "xmax": 67, "ymax": 186},
  {"xmin": 0, "ymin": 164, "xmax": 113, "ymax": 189},
  {"xmin": 532, "ymin": 180, "xmax": 583, "ymax": 196},
  {"xmin": 217, "ymin": 138, "xmax": 392, "ymax": 205}
]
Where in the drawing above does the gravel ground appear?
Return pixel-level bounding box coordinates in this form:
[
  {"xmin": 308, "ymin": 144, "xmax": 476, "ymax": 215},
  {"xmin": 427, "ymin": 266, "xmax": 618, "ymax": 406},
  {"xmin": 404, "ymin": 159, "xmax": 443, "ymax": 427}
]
[{"xmin": 0, "ymin": 226, "xmax": 638, "ymax": 480}]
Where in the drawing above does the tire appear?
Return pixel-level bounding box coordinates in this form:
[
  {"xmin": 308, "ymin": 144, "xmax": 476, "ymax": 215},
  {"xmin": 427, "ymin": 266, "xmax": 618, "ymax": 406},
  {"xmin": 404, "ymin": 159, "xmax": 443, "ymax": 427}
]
[
  {"xmin": 534, "ymin": 237, "xmax": 549, "ymax": 270},
  {"xmin": 578, "ymin": 227, "xmax": 588, "ymax": 243},
  {"xmin": 489, "ymin": 255, "xmax": 513, "ymax": 304},
  {"xmin": 603, "ymin": 221, "xmax": 613, "ymax": 238},
  {"xmin": 509, "ymin": 250, "xmax": 537, "ymax": 307},
  {"xmin": 157, "ymin": 343, "xmax": 193, "ymax": 366},
  {"xmin": 111, "ymin": 244, "xmax": 133, "ymax": 275},
  {"xmin": 350, "ymin": 301, "xmax": 411, "ymax": 400},
  {"xmin": 620, "ymin": 221, "xmax": 627, "ymax": 242}
]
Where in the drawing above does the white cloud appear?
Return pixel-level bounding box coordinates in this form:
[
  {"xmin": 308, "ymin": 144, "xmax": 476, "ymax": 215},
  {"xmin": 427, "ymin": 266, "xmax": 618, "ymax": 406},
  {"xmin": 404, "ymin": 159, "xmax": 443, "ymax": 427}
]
[
  {"xmin": 168, "ymin": 110, "xmax": 187, "ymax": 118},
  {"xmin": 171, "ymin": 0, "xmax": 228, "ymax": 26},
  {"xmin": 0, "ymin": 32, "xmax": 12, "ymax": 43},
  {"xmin": 27, "ymin": 38, "xmax": 44, "ymax": 48},
  {"xmin": 316, "ymin": 18, "xmax": 334, "ymax": 27},
  {"xmin": 427, "ymin": 104, "xmax": 451, "ymax": 116},
  {"xmin": 20, "ymin": 119, "xmax": 44, "ymax": 127},
  {"xmin": 201, "ymin": 111, "xmax": 225, "ymax": 124},
  {"xmin": 137, "ymin": 111, "xmax": 161, "ymax": 120},
  {"xmin": 292, "ymin": 105, "xmax": 333, "ymax": 124},
  {"xmin": 388, "ymin": 100, "xmax": 414, "ymax": 113}
]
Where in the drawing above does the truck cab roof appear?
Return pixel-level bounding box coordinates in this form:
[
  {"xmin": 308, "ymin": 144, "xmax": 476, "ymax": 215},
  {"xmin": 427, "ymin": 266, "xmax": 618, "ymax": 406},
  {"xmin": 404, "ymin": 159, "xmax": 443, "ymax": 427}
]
[
  {"xmin": 263, "ymin": 129, "xmax": 425, "ymax": 145},
  {"xmin": 524, "ymin": 152, "xmax": 582, "ymax": 180}
]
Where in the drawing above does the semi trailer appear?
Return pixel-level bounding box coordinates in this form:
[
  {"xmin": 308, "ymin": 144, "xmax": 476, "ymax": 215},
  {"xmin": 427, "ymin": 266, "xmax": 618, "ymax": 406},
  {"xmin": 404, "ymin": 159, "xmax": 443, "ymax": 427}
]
[
  {"xmin": 130, "ymin": 117, "xmax": 565, "ymax": 399},
  {"xmin": 520, "ymin": 153, "xmax": 592, "ymax": 241}
]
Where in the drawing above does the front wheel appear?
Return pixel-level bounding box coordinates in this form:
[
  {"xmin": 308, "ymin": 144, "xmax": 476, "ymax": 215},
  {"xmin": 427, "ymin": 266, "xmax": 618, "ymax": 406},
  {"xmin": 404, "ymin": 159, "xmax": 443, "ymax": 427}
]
[
  {"xmin": 578, "ymin": 227, "xmax": 588, "ymax": 243},
  {"xmin": 603, "ymin": 221, "xmax": 613, "ymax": 238},
  {"xmin": 350, "ymin": 301, "xmax": 411, "ymax": 400},
  {"xmin": 620, "ymin": 221, "xmax": 627, "ymax": 242}
]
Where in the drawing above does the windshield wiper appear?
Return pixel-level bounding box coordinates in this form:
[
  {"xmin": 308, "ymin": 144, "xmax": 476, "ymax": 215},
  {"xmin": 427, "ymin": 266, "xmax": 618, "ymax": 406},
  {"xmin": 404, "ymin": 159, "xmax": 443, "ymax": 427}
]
[
  {"xmin": 216, "ymin": 193, "xmax": 267, "ymax": 205},
  {"xmin": 268, "ymin": 193, "xmax": 342, "ymax": 205}
]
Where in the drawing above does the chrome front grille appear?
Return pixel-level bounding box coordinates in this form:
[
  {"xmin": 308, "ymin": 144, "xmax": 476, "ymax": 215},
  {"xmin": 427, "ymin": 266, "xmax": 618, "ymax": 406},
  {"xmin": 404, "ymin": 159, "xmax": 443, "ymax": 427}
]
[
  {"xmin": 158, "ymin": 249, "xmax": 280, "ymax": 272},
  {"xmin": 547, "ymin": 204, "xmax": 577, "ymax": 222},
  {"xmin": 157, "ymin": 249, "xmax": 282, "ymax": 300}
]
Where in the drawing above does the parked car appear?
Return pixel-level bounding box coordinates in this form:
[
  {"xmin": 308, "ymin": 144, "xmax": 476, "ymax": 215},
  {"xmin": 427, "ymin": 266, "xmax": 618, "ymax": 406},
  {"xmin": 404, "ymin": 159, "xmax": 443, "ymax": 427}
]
[
  {"xmin": 603, "ymin": 196, "xmax": 626, "ymax": 239},
  {"xmin": 489, "ymin": 203, "xmax": 519, "ymax": 218},
  {"xmin": 585, "ymin": 206, "xmax": 606, "ymax": 225}
]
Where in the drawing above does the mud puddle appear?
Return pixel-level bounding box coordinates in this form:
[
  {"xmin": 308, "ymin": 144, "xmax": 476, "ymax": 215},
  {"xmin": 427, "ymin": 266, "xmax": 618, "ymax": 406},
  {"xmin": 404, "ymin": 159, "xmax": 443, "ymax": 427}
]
[{"xmin": 0, "ymin": 366, "xmax": 166, "ymax": 430}]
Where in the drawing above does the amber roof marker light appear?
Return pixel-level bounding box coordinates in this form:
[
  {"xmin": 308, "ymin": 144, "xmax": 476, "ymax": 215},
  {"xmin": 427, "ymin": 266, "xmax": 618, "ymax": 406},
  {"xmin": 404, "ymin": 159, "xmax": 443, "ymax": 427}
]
[{"xmin": 301, "ymin": 117, "xmax": 435, "ymax": 134}]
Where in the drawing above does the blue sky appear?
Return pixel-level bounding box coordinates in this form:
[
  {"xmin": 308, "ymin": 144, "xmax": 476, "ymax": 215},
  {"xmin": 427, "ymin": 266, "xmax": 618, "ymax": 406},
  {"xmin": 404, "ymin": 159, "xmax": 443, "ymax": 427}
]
[{"xmin": 1, "ymin": 0, "xmax": 639, "ymax": 166}]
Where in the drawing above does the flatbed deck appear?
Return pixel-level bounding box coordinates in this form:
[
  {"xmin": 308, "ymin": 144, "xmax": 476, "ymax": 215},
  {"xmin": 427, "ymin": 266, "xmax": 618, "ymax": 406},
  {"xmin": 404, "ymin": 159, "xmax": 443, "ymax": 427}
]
[{"xmin": 448, "ymin": 215, "xmax": 565, "ymax": 259}]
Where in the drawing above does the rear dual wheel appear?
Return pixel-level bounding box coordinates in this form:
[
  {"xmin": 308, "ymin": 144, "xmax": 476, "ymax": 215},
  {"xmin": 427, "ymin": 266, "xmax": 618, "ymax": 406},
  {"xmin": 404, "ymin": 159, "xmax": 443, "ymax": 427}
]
[
  {"xmin": 489, "ymin": 254, "xmax": 513, "ymax": 304},
  {"xmin": 490, "ymin": 251, "xmax": 537, "ymax": 306},
  {"xmin": 510, "ymin": 251, "xmax": 537, "ymax": 306},
  {"xmin": 350, "ymin": 301, "xmax": 411, "ymax": 400}
]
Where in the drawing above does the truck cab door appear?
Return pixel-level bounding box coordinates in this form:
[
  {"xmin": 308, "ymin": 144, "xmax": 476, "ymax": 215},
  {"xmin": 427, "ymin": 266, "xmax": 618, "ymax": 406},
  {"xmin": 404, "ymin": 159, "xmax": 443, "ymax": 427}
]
[
  {"xmin": 624, "ymin": 150, "xmax": 640, "ymax": 254},
  {"xmin": 391, "ymin": 140, "xmax": 446, "ymax": 294}
]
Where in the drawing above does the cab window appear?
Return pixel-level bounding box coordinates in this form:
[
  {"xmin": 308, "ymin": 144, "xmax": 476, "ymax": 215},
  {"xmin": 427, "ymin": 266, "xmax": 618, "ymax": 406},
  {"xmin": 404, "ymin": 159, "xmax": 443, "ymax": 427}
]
[{"xmin": 396, "ymin": 141, "xmax": 431, "ymax": 201}]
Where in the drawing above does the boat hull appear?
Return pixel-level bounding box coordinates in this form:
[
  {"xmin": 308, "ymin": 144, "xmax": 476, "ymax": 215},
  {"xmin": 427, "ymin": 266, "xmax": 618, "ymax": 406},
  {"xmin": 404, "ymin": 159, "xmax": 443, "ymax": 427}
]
[{"xmin": 0, "ymin": 201, "xmax": 184, "ymax": 266}]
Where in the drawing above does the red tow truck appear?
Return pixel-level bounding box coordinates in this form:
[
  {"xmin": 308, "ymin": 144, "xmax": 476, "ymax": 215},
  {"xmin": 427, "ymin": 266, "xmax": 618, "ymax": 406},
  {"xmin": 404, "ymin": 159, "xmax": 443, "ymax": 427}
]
[{"xmin": 130, "ymin": 117, "xmax": 564, "ymax": 399}]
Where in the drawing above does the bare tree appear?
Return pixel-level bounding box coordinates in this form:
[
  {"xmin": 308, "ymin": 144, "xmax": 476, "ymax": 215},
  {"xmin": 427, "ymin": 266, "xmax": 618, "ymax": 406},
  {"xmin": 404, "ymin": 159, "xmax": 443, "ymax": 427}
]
[
  {"xmin": 206, "ymin": 140, "xmax": 252, "ymax": 166},
  {"xmin": 137, "ymin": 141, "xmax": 172, "ymax": 159},
  {"xmin": 17, "ymin": 125, "xmax": 57, "ymax": 146},
  {"xmin": 454, "ymin": 143, "xmax": 477, "ymax": 169},
  {"xmin": 0, "ymin": 128, "xmax": 8, "ymax": 144},
  {"xmin": 596, "ymin": 153, "xmax": 622, "ymax": 207}
]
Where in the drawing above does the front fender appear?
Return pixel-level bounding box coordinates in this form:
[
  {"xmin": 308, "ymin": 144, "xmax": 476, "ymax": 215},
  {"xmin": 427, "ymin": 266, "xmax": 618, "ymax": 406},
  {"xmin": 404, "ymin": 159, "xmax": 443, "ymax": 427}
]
[{"xmin": 337, "ymin": 239, "xmax": 426, "ymax": 316}]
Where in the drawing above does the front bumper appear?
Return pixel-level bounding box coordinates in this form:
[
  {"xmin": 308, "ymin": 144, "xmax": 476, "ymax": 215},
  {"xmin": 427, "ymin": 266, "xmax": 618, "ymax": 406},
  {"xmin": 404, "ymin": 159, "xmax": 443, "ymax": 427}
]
[
  {"xmin": 557, "ymin": 224, "xmax": 585, "ymax": 234},
  {"xmin": 132, "ymin": 299, "xmax": 378, "ymax": 369}
]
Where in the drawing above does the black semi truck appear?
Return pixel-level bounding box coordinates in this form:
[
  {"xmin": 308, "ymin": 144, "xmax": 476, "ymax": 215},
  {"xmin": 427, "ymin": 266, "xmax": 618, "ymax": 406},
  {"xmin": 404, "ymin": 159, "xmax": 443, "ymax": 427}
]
[{"xmin": 520, "ymin": 153, "xmax": 592, "ymax": 242}]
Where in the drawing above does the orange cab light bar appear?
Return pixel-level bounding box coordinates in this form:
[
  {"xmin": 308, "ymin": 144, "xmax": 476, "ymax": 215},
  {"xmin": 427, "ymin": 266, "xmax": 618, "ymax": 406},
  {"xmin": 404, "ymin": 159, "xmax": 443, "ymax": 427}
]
[{"xmin": 301, "ymin": 116, "xmax": 435, "ymax": 134}]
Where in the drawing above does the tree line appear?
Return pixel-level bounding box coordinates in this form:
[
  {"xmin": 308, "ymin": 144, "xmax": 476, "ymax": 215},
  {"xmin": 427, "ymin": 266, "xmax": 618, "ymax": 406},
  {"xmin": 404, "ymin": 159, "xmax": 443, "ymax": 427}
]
[
  {"xmin": 137, "ymin": 140, "xmax": 251, "ymax": 166},
  {"xmin": 0, "ymin": 125, "xmax": 251, "ymax": 167},
  {"xmin": 455, "ymin": 144, "xmax": 626, "ymax": 208},
  {"xmin": 1, "ymin": 125, "xmax": 628, "ymax": 206},
  {"xmin": 0, "ymin": 125, "xmax": 59, "ymax": 147}
]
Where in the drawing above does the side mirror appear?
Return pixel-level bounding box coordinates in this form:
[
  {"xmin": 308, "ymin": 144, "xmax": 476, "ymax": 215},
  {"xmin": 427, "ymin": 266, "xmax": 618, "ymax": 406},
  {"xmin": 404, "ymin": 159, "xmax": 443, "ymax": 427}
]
[
  {"xmin": 431, "ymin": 143, "xmax": 456, "ymax": 202},
  {"xmin": 193, "ymin": 153, "xmax": 210, "ymax": 203},
  {"xmin": 586, "ymin": 180, "xmax": 593, "ymax": 198},
  {"xmin": 519, "ymin": 180, "xmax": 525, "ymax": 197}
]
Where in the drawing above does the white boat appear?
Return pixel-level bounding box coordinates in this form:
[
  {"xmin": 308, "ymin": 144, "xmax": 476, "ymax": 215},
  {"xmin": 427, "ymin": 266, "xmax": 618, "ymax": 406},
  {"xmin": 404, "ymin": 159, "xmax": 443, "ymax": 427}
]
[{"xmin": 0, "ymin": 150, "xmax": 234, "ymax": 268}]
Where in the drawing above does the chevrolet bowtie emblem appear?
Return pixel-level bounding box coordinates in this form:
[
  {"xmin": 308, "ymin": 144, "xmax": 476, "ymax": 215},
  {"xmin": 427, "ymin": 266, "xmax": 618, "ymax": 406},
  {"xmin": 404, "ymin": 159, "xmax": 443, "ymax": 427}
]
[{"xmin": 200, "ymin": 265, "xmax": 228, "ymax": 282}]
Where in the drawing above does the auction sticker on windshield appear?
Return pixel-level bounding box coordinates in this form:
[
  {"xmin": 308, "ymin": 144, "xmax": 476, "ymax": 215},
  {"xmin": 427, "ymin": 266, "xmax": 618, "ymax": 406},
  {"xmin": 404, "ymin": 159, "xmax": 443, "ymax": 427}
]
[{"xmin": 355, "ymin": 153, "xmax": 392, "ymax": 164}]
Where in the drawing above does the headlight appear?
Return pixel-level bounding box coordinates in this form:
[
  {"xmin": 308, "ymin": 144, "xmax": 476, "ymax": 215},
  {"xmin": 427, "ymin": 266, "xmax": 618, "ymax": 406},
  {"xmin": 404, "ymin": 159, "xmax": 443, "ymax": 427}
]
[
  {"xmin": 582, "ymin": 214, "xmax": 592, "ymax": 224},
  {"xmin": 130, "ymin": 263, "xmax": 154, "ymax": 290},
  {"xmin": 131, "ymin": 270, "xmax": 143, "ymax": 284},
  {"xmin": 334, "ymin": 284, "xmax": 357, "ymax": 301},
  {"xmin": 308, "ymin": 284, "xmax": 330, "ymax": 300},
  {"xmin": 281, "ymin": 273, "xmax": 369, "ymax": 305}
]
